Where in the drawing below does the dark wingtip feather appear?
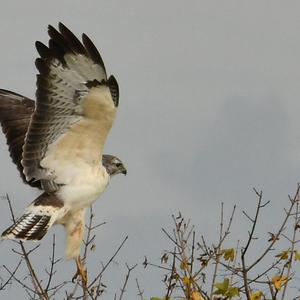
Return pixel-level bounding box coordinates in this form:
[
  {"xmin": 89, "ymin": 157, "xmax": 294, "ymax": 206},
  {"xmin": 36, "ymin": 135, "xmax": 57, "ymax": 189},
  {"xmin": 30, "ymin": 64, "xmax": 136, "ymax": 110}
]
[
  {"xmin": 42, "ymin": 24, "xmax": 107, "ymax": 78},
  {"xmin": 107, "ymin": 75, "xmax": 119, "ymax": 107},
  {"xmin": 35, "ymin": 58, "xmax": 50, "ymax": 75},
  {"xmin": 48, "ymin": 24, "xmax": 72, "ymax": 54},
  {"xmin": 82, "ymin": 33, "xmax": 106, "ymax": 74},
  {"xmin": 58, "ymin": 23, "xmax": 86, "ymax": 55},
  {"xmin": 35, "ymin": 41, "xmax": 51, "ymax": 58},
  {"xmin": 48, "ymin": 39, "xmax": 65, "ymax": 62}
]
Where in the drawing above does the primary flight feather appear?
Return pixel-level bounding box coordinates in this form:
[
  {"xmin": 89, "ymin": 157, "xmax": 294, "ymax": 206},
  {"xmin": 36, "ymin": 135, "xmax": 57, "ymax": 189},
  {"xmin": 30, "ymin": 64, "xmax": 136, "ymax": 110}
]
[{"xmin": 0, "ymin": 23, "xmax": 126, "ymax": 282}]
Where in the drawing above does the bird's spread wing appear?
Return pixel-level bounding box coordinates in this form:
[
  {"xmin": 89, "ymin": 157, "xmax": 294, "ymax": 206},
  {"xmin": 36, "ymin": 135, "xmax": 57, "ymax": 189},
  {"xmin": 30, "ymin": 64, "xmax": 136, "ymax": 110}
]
[
  {"xmin": 0, "ymin": 90, "xmax": 41, "ymax": 188},
  {"xmin": 22, "ymin": 23, "xmax": 119, "ymax": 192}
]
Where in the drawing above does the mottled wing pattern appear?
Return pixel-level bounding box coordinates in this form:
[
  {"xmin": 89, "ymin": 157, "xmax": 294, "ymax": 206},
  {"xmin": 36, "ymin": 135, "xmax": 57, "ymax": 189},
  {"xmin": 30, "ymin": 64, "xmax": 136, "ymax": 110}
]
[
  {"xmin": 22, "ymin": 23, "xmax": 119, "ymax": 191},
  {"xmin": 0, "ymin": 90, "xmax": 41, "ymax": 188}
]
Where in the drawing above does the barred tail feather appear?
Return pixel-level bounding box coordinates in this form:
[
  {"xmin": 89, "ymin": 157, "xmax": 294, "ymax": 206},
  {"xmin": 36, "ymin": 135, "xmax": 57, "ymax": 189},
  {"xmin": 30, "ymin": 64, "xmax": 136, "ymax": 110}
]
[
  {"xmin": 1, "ymin": 213, "xmax": 52, "ymax": 240},
  {"xmin": 1, "ymin": 193, "xmax": 67, "ymax": 241}
]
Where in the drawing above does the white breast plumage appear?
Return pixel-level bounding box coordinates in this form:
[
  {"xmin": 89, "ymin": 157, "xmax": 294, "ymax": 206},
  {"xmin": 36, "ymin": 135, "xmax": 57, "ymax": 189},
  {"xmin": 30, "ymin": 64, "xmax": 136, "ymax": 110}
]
[{"xmin": 57, "ymin": 166, "xmax": 110, "ymax": 212}]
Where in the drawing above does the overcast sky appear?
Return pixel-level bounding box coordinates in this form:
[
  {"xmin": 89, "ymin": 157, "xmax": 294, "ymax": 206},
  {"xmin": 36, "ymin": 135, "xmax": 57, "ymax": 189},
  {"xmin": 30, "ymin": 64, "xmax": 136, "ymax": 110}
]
[{"xmin": 1, "ymin": 1, "xmax": 300, "ymax": 299}]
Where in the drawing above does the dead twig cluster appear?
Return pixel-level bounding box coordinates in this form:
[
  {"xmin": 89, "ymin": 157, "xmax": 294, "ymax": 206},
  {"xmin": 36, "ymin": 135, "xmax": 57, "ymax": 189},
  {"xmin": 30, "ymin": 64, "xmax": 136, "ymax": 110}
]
[{"xmin": 144, "ymin": 185, "xmax": 300, "ymax": 300}]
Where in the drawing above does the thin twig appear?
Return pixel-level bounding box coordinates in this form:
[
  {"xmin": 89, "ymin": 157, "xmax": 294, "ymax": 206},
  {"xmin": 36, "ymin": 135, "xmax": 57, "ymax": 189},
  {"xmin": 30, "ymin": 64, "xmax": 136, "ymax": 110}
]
[
  {"xmin": 45, "ymin": 235, "xmax": 60, "ymax": 292},
  {"xmin": 0, "ymin": 259, "xmax": 22, "ymax": 290},
  {"xmin": 135, "ymin": 278, "xmax": 145, "ymax": 300},
  {"xmin": 247, "ymin": 186, "xmax": 300, "ymax": 271},
  {"xmin": 2, "ymin": 264, "xmax": 37, "ymax": 295},
  {"xmin": 241, "ymin": 189, "xmax": 264, "ymax": 299},
  {"xmin": 118, "ymin": 263, "xmax": 137, "ymax": 300},
  {"xmin": 281, "ymin": 198, "xmax": 300, "ymax": 300},
  {"xmin": 88, "ymin": 236, "xmax": 128, "ymax": 289},
  {"xmin": 210, "ymin": 202, "xmax": 224, "ymax": 298}
]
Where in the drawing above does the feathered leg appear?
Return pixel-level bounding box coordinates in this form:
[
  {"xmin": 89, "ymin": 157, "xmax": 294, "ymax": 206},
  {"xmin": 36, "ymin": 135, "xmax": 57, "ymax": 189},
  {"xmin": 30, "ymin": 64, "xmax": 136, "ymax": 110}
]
[{"xmin": 60, "ymin": 208, "xmax": 87, "ymax": 285}]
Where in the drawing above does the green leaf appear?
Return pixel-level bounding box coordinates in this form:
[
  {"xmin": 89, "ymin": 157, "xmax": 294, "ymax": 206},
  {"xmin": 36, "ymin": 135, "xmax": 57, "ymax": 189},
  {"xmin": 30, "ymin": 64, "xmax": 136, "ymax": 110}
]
[
  {"xmin": 213, "ymin": 278, "xmax": 239, "ymax": 299},
  {"xmin": 227, "ymin": 287, "xmax": 240, "ymax": 298},
  {"xmin": 214, "ymin": 278, "xmax": 229, "ymax": 295}
]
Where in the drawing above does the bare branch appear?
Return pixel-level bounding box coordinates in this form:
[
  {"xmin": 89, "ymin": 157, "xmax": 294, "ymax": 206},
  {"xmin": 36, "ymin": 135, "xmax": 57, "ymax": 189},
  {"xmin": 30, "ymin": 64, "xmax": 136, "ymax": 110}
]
[
  {"xmin": 0, "ymin": 260, "xmax": 22, "ymax": 291},
  {"xmin": 88, "ymin": 236, "xmax": 128, "ymax": 289},
  {"xmin": 118, "ymin": 263, "xmax": 137, "ymax": 300},
  {"xmin": 135, "ymin": 278, "xmax": 145, "ymax": 300}
]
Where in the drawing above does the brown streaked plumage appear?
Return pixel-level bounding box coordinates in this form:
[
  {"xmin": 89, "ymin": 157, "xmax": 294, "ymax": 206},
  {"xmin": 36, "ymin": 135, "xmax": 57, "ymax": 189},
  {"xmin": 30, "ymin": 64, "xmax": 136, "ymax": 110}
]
[{"xmin": 0, "ymin": 23, "xmax": 127, "ymax": 285}]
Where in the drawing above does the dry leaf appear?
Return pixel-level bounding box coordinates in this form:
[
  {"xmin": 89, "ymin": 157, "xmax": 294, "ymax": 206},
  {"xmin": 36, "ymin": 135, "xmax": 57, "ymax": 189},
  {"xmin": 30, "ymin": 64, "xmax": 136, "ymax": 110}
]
[
  {"xmin": 271, "ymin": 275, "xmax": 288, "ymax": 290},
  {"xmin": 275, "ymin": 250, "xmax": 289, "ymax": 260},
  {"xmin": 250, "ymin": 291, "xmax": 263, "ymax": 300},
  {"xmin": 294, "ymin": 250, "xmax": 300, "ymax": 261},
  {"xmin": 182, "ymin": 276, "xmax": 191, "ymax": 286},
  {"xmin": 191, "ymin": 291, "xmax": 204, "ymax": 300},
  {"xmin": 223, "ymin": 248, "xmax": 235, "ymax": 262}
]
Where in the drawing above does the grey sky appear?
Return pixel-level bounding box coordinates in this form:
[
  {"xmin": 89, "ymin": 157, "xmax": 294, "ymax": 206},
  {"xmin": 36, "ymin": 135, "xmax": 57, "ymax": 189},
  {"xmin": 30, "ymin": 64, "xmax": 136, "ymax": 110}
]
[{"xmin": 0, "ymin": 1, "xmax": 300, "ymax": 298}]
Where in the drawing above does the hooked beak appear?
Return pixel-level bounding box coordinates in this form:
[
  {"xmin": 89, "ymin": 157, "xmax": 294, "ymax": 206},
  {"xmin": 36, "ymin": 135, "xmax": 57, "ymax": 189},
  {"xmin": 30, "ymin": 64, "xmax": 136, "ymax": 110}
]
[{"xmin": 121, "ymin": 166, "xmax": 127, "ymax": 175}]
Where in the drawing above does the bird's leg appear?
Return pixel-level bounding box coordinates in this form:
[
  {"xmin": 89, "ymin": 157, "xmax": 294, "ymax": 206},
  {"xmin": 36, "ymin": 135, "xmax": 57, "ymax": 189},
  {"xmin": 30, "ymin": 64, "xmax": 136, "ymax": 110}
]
[{"xmin": 72, "ymin": 256, "xmax": 88, "ymax": 286}]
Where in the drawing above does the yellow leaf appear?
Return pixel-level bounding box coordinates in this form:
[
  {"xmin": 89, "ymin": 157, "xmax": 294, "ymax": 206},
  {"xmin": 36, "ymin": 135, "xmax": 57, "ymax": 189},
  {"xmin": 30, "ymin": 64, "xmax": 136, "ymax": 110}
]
[
  {"xmin": 294, "ymin": 250, "xmax": 300, "ymax": 261},
  {"xmin": 223, "ymin": 248, "xmax": 235, "ymax": 262},
  {"xmin": 191, "ymin": 291, "xmax": 204, "ymax": 300},
  {"xmin": 275, "ymin": 250, "xmax": 289, "ymax": 260},
  {"xmin": 271, "ymin": 275, "xmax": 288, "ymax": 290},
  {"xmin": 180, "ymin": 258, "xmax": 189, "ymax": 270},
  {"xmin": 250, "ymin": 291, "xmax": 263, "ymax": 300},
  {"xmin": 182, "ymin": 276, "xmax": 191, "ymax": 286}
]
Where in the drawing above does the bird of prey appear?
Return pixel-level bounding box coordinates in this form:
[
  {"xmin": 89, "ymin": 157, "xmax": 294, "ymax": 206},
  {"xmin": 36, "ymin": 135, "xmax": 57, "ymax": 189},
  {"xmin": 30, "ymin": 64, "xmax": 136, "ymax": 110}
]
[{"xmin": 0, "ymin": 23, "xmax": 126, "ymax": 283}]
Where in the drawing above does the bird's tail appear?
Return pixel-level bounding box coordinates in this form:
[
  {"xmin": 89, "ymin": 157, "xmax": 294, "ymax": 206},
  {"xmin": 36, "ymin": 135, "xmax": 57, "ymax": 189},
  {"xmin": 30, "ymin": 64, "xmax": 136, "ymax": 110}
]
[
  {"xmin": 2, "ymin": 213, "xmax": 52, "ymax": 240},
  {"xmin": 1, "ymin": 193, "xmax": 67, "ymax": 241}
]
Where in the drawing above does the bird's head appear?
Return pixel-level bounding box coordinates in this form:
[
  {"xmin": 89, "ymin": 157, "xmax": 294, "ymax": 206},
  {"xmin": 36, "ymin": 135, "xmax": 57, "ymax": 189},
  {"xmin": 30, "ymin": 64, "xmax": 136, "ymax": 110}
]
[{"xmin": 102, "ymin": 154, "xmax": 127, "ymax": 176}]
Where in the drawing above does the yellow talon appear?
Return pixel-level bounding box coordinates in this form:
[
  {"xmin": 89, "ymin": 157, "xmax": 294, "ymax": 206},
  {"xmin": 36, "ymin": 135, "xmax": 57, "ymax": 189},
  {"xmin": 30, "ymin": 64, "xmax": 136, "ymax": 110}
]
[{"xmin": 72, "ymin": 257, "xmax": 88, "ymax": 286}]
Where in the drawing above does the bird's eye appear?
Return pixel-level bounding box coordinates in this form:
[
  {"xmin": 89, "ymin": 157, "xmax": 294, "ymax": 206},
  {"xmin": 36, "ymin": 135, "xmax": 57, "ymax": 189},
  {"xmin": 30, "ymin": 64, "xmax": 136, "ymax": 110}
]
[{"xmin": 115, "ymin": 162, "xmax": 122, "ymax": 167}]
